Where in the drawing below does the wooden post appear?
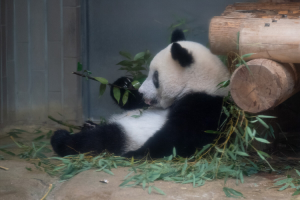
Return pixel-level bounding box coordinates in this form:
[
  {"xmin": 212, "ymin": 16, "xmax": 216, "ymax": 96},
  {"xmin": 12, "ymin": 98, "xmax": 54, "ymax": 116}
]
[{"xmin": 230, "ymin": 59, "xmax": 300, "ymax": 113}]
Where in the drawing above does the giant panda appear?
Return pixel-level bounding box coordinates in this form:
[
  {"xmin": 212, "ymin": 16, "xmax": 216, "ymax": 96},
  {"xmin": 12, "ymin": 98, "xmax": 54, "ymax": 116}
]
[{"xmin": 51, "ymin": 29, "xmax": 230, "ymax": 158}]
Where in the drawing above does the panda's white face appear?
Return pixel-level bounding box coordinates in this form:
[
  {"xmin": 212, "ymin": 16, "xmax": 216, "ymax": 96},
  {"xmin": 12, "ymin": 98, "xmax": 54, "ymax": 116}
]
[{"xmin": 139, "ymin": 41, "xmax": 230, "ymax": 109}]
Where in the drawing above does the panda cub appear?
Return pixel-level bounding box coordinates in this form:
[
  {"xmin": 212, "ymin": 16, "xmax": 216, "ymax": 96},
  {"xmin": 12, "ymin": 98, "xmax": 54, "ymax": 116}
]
[{"xmin": 51, "ymin": 29, "xmax": 230, "ymax": 158}]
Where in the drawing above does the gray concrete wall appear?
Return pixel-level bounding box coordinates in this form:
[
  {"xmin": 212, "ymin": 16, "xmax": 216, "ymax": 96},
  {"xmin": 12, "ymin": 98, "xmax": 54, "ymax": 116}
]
[{"xmin": 0, "ymin": 0, "xmax": 82, "ymax": 127}]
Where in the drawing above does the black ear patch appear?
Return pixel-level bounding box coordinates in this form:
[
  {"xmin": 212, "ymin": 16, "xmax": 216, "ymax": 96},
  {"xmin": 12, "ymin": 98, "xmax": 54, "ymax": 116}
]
[
  {"xmin": 171, "ymin": 29, "xmax": 186, "ymax": 43},
  {"xmin": 171, "ymin": 43, "xmax": 194, "ymax": 67}
]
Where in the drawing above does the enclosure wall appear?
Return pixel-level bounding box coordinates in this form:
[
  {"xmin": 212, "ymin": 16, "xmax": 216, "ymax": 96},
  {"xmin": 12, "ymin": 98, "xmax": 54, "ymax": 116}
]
[{"xmin": 0, "ymin": 0, "xmax": 82, "ymax": 128}]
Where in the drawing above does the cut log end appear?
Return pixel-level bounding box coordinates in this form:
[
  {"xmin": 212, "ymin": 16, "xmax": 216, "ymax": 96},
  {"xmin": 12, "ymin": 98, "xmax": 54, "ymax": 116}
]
[{"xmin": 230, "ymin": 59, "xmax": 300, "ymax": 113}]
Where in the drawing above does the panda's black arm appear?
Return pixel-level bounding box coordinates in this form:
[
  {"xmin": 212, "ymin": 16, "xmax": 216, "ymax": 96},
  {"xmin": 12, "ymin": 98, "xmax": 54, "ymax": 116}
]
[
  {"xmin": 51, "ymin": 123, "xmax": 126, "ymax": 157},
  {"xmin": 110, "ymin": 77, "xmax": 147, "ymax": 110}
]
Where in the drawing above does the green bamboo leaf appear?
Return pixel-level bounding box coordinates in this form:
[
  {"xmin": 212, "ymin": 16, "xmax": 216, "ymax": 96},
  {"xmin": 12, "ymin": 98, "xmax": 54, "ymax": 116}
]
[
  {"xmin": 255, "ymin": 137, "xmax": 270, "ymax": 144},
  {"xmin": 99, "ymin": 84, "xmax": 106, "ymax": 97},
  {"xmin": 94, "ymin": 77, "xmax": 108, "ymax": 85},
  {"xmin": 296, "ymin": 170, "xmax": 300, "ymax": 177},
  {"xmin": 113, "ymin": 87, "xmax": 121, "ymax": 103},
  {"xmin": 77, "ymin": 62, "xmax": 83, "ymax": 71},
  {"xmin": 181, "ymin": 159, "xmax": 188, "ymax": 176},
  {"xmin": 223, "ymin": 106, "xmax": 230, "ymax": 117},
  {"xmin": 142, "ymin": 179, "xmax": 146, "ymax": 190},
  {"xmin": 33, "ymin": 135, "xmax": 45, "ymax": 141},
  {"xmin": 236, "ymin": 151, "xmax": 249, "ymax": 157},
  {"xmin": 134, "ymin": 52, "xmax": 145, "ymax": 61},
  {"xmin": 256, "ymin": 117, "xmax": 269, "ymax": 129},
  {"xmin": 239, "ymin": 171, "xmax": 244, "ymax": 183},
  {"xmin": 119, "ymin": 51, "xmax": 132, "ymax": 60},
  {"xmin": 196, "ymin": 144, "xmax": 211, "ymax": 157},
  {"xmin": 241, "ymin": 53, "xmax": 255, "ymax": 59},
  {"xmin": 103, "ymin": 169, "xmax": 114, "ymax": 175},
  {"xmin": 0, "ymin": 149, "xmax": 15, "ymax": 156},
  {"xmin": 279, "ymin": 183, "xmax": 290, "ymax": 191},
  {"xmin": 257, "ymin": 115, "xmax": 276, "ymax": 119},
  {"xmin": 205, "ymin": 130, "xmax": 221, "ymax": 134},
  {"xmin": 148, "ymin": 186, "xmax": 152, "ymax": 194},
  {"xmin": 153, "ymin": 186, "xmax": 166, "ymax": 195},
  {"xmin": 131, "ymin": 80, "xmax": 141, "ymax": 89},
  {"xmin": 258, "ymin": 150, "xmax": 270, "ymax": 158},
  {"xmin": 122, "ymin": 90, "xmax": 129, "ymax": 105},
  {"xmin": 173, "ymin": 147, "xmax": 176, "ymax": 157},
  {"xmin": 293, "ymin": 190, "xmax": 300, "ymax": 196}
]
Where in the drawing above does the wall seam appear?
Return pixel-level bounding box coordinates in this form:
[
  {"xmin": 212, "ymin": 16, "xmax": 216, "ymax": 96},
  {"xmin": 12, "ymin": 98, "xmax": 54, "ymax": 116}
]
[{"xmin": 28, "ymin": 0, "xmax": 32, "ymax": 122}]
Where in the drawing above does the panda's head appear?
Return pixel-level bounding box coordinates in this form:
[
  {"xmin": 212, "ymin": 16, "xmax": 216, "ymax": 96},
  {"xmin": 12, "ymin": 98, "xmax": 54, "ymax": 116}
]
[{"xmin": 139, "ymin": 29, "xmax": 230, "ymax": 109}]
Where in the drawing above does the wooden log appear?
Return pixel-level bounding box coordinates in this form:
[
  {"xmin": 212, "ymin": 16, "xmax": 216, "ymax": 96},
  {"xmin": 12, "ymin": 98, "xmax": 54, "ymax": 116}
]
[
  {"xmin": 239, "ymin": 18, "xmax": 300, "ymax": 63},
  {"xmin": 209, "ymin": 18, "xmax": 300, "ymax": 63},
  {"xmin": 228, "ymin": 2, "xmax": 300, "ymax": 11},
  {"xmin": 230, "ymin": 59, "xmax": 300, "ymax": 113},
  {"xmin": 209, "ymin": 17, "xmax": 243, "ymax": 55}
]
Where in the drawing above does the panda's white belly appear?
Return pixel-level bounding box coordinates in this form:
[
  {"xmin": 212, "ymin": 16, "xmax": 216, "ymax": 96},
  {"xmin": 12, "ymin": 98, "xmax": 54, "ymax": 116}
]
[{"xmin": 109, "ymin": 108, "xmax": 169, "ymax": 152}]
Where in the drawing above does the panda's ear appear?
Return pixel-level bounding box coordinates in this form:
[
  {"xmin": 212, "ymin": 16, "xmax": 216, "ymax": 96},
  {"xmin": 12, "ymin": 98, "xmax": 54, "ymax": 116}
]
[
  {"xmin": 171, "ymin": 29, "xmax": 186, "ymax": 43},
  {"xmin": 171, "ymin": 43, "xmax": 194, "ymax": 67}
]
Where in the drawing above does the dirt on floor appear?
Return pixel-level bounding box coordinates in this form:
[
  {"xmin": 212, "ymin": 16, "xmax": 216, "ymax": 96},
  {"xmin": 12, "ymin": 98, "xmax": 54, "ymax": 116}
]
[{"xmin": 0, "ymin": 125, "xmax": 299, "ymax": 200}]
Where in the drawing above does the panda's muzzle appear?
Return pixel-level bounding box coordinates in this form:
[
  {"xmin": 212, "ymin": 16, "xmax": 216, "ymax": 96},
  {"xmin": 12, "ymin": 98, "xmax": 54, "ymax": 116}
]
[{"xmin": 144, "ymin": 98, "xmax": 158, "ymax": 106}]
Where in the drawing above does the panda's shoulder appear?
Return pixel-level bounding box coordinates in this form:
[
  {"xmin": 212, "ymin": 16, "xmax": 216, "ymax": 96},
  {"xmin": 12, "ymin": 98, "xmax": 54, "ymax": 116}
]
[{"xmin": 168, "ymin": 93, "xmax": 223, "ymax": 118}]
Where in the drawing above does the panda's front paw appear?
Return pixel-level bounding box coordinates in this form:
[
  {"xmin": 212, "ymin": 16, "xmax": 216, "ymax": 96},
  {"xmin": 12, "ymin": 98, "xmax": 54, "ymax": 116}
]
[{"xmin": 82, "ymin": 121, "xmax": 98, "ymax": 131}]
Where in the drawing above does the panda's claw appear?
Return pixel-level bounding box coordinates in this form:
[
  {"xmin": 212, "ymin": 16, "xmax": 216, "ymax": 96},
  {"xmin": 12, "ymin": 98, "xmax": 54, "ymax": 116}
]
[{"xmin": 82, "ymin": 121, "xmax": 97, "ymax": 131}]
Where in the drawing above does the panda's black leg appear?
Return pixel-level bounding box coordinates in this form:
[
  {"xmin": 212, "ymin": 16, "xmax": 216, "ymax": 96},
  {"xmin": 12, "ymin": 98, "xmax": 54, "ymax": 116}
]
[{"xmin": 51, "ymin": 123, "xmax": 127, "ymax": 157}]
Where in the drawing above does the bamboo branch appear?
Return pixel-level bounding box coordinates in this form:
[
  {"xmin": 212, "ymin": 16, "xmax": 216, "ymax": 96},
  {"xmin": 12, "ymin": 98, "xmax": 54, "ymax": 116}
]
[
  {"xmin": 72, "ymin": 72, "xmax": 137, "ymax": 90},
  {"xmin": 48, "ymin": 116, "xmax": 81, "ymax": 130}
]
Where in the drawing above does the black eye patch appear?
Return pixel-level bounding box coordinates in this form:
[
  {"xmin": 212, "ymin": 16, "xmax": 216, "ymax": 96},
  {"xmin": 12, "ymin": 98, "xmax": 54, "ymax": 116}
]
[{"xmin": 153, "ymin": 71, "xmax": 159, "ymax": 88}]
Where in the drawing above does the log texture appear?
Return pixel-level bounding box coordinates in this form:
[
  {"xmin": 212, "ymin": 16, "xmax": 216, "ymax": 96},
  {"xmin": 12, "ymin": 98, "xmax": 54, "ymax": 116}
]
[
  {"xmin": 230, "ymin": 59, "xmax": 300, "ymax": 113},
  {"xmin": 209, "ymin": 2, "xmax": 300, "ymax": 63}
]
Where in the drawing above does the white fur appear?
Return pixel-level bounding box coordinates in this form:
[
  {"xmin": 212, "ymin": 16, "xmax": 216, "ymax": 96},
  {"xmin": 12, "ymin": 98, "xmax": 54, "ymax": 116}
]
[
  {"xmin": 109, "ymin": 108, "xmax": 169, "ymax": 152},
  {"xmin": 139, "ymin": 41, "xmax": 230, "ymax": 108}
]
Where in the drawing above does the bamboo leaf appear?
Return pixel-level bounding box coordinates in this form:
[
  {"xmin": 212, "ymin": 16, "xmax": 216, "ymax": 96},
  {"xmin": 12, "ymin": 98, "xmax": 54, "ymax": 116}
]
[
  {"xmin": 119, "ymin": 51, "xmax": 132, "ymax": 60},
  {"xmin": 148, "ymin": 186, "xmax": 152, "ymax": 194},
  {"xmin": 181, "ymin": 159, "xmax": 188, "ymax": 176},
  {"xmin": 33, "ymin": 135, "xmax": 45, "ymax": 141},
  {"xmin": 122, "ymin": 90, "xmax": 129, "ymax": 105},
  {"xmin": 94, "ymin": 77, "xmax": 108, "ymax": 85},
  {"xmin": 255, "ymin": 137, "xmax": 270, "ymax": 144},
  {"xmin": 152, "ymin": 186, "xmax": 166, "ymax": 195},
  {"xmin": 241, "ymin": 53, "xmax": 255, "ymax": 59},
  {"xmin": 293, "ymin": 190, "xmax": 300, "ymax": 196},
  {"xmin": 99, "ymin": 84, "xmax": 106, "ymax": 97},
  {"xmin": 113, "ymin": 87, "xmax": 121, "ymax": 103},
  {"xmin": 77, "ymin": 62, "xmax": 83, "ymax": 71},
  {"xmin": 236, "ymin": 151, "xmax": 249, "ymax": 157},
  {"xmin": 131, "ymin": 80, "xmax": 141, "ymax": 89},
  {"xmin": 173, "ymin": 147, "xmax": 176, "ymax": 157},
  {"xmin": 256, "ymin": 117, "xmax": 269, "ymax": 129},
  {"xmin": 134, "ymin": 52, "xmax": 145, "ymax": 61},
  {"xmin": 0, "ymin": 149, "xmax": 15, "ymax": 156},
  {"xmin": 142, "ymin": 180, "xmax": 146, "ymax": 190}
]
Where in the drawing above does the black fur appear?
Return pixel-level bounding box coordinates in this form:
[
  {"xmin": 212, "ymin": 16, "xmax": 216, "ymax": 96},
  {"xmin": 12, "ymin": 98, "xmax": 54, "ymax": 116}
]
[
  {"xmin": 51, "ymin": 123, "xmax": 126, "ymax": 157},
  {"xmin": 123, "ymin": 93, "xmax": 224, "ymax": 158},
  {"xmin": 51, "ymin": 93, "xmax": 224, "ymax": 158},
  {"xmin": 171, "ymin": 43, "xmax": 194, "ymax": 67},
  {"xmin": 171, "ymin": 29, "xmax": 186, "ymax": 43},
  {"xmin": 110, "ymin": 77, "xmax": 147, "ymax": 110},
  {"xmin": 153, "ymin": 71, "xmax": 159, "ymax": 88}
]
